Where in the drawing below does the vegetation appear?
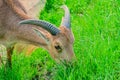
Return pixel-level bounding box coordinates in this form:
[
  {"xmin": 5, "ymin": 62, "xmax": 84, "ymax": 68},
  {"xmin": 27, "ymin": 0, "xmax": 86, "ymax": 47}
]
[{"xmin": 0, "ymin": 0, "xmax": 120, "ymax": 80}]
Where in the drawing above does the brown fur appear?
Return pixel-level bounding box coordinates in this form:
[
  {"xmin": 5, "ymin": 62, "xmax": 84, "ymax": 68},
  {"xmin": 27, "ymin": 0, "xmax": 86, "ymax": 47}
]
[
  {"xmin": 4, "ymin": 0, "xmax": 31, "ymax": 19},
  {"xmin": 14, "ymin": 43, "xmax": 38, "ymax": 55},
  {"xmin": 0, "ymin": 0, "xmax": 75, "ymax": 66}
]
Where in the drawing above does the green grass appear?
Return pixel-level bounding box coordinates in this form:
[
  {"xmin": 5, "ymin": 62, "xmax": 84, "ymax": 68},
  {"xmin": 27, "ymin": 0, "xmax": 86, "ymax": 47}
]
[{"xmin": 0, "ymin": 0, "xmax": 120, "ymax": 80}]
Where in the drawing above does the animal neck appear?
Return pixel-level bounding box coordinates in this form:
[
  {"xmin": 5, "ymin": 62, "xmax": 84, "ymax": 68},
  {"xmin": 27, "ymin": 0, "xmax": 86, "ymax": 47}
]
[
  {"xmin": 2, "ymin": 0, "xmax": 50, "ymax": 52},
  {"xmin": 4, "ymin": 0, "xmax": 31, "ymax": 19}
]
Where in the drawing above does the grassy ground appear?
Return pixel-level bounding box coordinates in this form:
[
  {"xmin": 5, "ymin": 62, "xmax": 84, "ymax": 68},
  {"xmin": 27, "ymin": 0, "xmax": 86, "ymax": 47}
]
[{"xmin": 0, "ymin": 0, "xmax": 120, "ymax": 80}]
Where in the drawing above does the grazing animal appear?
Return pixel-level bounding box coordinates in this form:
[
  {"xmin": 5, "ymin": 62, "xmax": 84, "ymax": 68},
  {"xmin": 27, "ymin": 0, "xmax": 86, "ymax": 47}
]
[{"xmin": 0, "ymin": 0, "xmax": 75, "ymax": 66}]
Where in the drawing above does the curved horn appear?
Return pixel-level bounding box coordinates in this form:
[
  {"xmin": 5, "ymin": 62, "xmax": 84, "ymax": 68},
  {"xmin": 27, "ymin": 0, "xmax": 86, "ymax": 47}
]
[
  {"xmin": 19, "ymin": 19, "xmax": 60, "ymax": 35},
  {"xmin": 61, "ymin": 5, "xmax": 71, "ymax": 29}
]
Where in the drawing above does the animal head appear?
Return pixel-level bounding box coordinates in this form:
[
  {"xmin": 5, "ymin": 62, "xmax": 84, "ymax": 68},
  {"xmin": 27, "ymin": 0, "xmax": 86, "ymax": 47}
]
[{"xmin": 19, "ymin": 5, "xmax": 75, "ymax": 62}]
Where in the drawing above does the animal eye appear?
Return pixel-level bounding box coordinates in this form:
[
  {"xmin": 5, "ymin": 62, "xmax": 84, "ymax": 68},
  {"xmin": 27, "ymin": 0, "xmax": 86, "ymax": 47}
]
[{"xmin": 54, "ymin": 45, "xmax": 62, "ymax": 52}]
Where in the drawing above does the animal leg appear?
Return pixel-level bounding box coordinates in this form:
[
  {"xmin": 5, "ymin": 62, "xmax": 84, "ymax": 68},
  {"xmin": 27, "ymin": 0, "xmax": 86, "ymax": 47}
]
[
  {"xmin": 6, "ymin": 47, "xmax": 14, "ymax": 68},
  {"xmin": 0, "ymin": 45, "xmax": 7, "ymax": 68}
]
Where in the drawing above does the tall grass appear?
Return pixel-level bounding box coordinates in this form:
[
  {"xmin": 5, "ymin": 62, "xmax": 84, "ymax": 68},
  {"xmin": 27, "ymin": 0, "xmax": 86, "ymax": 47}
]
[{"xmin": 0, "ymin": 0, "xmax": 120, "ymax": 80}]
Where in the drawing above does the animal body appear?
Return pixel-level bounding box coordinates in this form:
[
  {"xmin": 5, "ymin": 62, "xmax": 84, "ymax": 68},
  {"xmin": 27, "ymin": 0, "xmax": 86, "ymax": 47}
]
[{"xmin": 0, "ymin": 0, "xmax": 75, "ymax": 66}]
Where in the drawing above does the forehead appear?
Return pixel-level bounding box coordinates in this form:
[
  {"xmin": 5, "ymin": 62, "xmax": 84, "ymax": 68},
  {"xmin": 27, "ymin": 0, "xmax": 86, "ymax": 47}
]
[
  {"xmin": 59, "ymin": 27, "xmax": 74, "ymax": 43},
  {"xmin": 54, "ymin": 32, "xmax": 74, "ymax": 45}
]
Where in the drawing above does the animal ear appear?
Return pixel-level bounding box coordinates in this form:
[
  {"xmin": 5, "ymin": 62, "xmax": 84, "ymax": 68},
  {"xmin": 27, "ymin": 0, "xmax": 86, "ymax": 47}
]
[{"xmin": 32, "ymin": 28, "xmax": 50, "ymax": 44}]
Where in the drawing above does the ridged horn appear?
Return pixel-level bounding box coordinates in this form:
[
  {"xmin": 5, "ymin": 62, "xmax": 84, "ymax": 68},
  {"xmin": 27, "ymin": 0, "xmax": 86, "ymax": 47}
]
[
  {"xmin": 61, "ymin": 5, "xmax": 71, "ymax": 29},
  {"xmin": 19, "ymin": 19, "xmax": 60, "ymax": 35}
]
